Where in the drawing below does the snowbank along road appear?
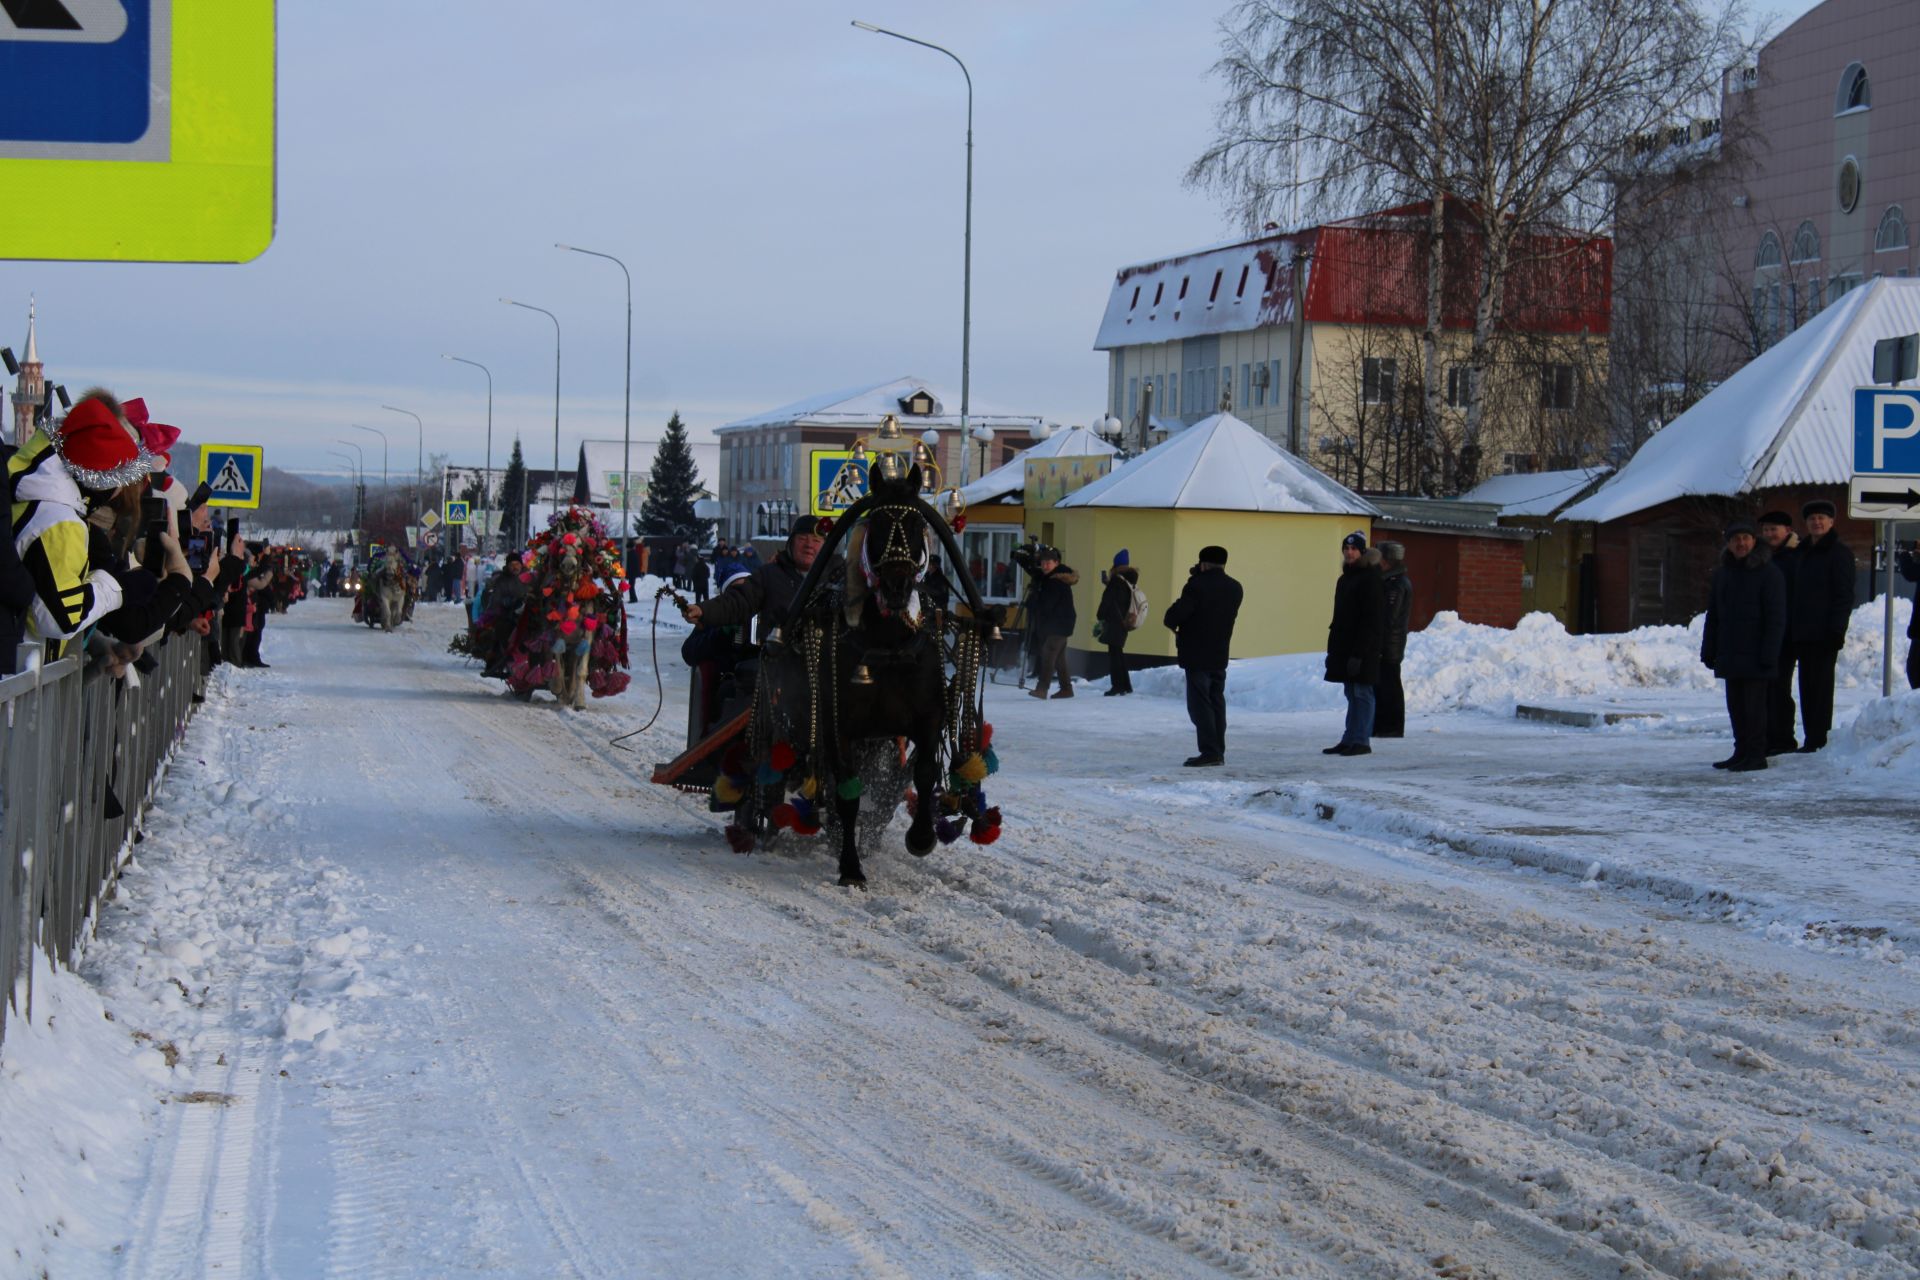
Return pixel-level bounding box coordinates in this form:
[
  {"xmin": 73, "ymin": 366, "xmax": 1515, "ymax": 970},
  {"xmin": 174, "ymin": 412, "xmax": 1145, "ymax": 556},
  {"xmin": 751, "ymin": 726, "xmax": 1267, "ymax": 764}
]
[{"xmin": 7, "ymin": 602, "xmax": 1919, "ymax": 1279}]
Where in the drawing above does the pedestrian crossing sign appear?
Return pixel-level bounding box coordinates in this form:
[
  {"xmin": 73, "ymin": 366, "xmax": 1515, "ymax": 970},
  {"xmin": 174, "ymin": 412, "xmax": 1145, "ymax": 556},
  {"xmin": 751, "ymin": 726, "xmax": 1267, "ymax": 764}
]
[
  {"xmin": 197, "ymin": 444, "xmax": 262, "ymax": 509},
  {"xmin": 811, "ymin": 450, "xmax": 869, "ymax": 515},
  {"xmin": 0, "ymin": 0, "xmax": 275, "ymax": 262},
  {"xmin": 444, "ymin": 500, "xmax": 470, "ymax": 525}
]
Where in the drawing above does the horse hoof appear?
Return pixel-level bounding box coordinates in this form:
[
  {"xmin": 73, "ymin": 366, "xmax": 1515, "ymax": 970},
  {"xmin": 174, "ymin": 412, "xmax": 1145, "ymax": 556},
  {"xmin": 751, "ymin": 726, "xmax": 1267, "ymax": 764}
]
[
  {"xmin": 837, "ymin": 874, "xmax": 867, "ymax": 890},
  {"xmin": 906, "ymin": 830, "xmax": 935, "ymax": 857}
]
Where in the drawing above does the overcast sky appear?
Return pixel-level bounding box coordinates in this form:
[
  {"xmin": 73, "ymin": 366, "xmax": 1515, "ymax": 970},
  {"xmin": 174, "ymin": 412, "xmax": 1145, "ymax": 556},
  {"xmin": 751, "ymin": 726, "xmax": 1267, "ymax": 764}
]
[{"xmin": 2, "ymin": 0, "xmax": 1821, "ymax": 481}]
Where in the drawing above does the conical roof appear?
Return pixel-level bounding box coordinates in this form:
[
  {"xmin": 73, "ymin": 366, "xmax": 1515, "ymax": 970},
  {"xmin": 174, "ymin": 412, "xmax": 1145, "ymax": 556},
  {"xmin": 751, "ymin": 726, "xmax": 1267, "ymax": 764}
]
[
  {"xmin": 1057, "ymin": 412, "xmax": 1379, "ymax": 515},
  {"xmin": 1562, "ymin": 277, "xmax": 1920, "ymax": 523},
  {"xmin": 957, "ymin": 425, "xmax": 1118, "ymax": 505},
  {"xmin": 22, "ymin": 296, "xmax": 38, "ymax": 366}
]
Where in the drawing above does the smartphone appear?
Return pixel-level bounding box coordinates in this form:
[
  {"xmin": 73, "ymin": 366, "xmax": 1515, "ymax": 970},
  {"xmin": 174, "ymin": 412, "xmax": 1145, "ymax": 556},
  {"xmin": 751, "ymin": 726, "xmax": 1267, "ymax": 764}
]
[
  {"xmin": 184, "ymin": 480, "xmax": 214, "ymax": 511},
  {"xmin": 225, "ymin": 516, "xmax": 241, "ymax": 543},
  {"xmin": 140, "ymin": 496, "xmax": 169, "ymax": 572},
  {"xmin": 177, "ymin": 510, "xmax": 193, "ymax": 543}
]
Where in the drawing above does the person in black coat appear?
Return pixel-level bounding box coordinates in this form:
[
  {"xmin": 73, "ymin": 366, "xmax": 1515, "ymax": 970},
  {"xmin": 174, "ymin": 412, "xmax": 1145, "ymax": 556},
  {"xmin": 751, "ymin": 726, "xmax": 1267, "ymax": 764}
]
[
  {"xmin": 1785, "ymin": 499, "xmax": 1855, "ymax": 751},
  {"xmin": 1324, "ymin": 531, "xmax": 1388, "ymax": 756},
  {"xmin": 1024, "ymin": 546, "xmax": 1079, "ymax": 699},
  {"xmin": 1702, "ymin": 519, "xmax": 1787, "ymax": 771},
  {"xmin": 1756, "ymin": 510, "xmax": 1801, "ymax": 753},
  {"xmin": 0, "ymin": 442, "xmax": 34, "ymax": 675},
  {"xmin": 1096, "ymin": 548, "xmax": 1139, "ymax": 696},
  {"xmin": 1162, "ymin": 544, "xmax": 1242, "ymax": 766},
  {"xmin": 1374, "ymin": 541, "xmax": 1412, "ymax": 738},
  {"xmin": 1899, "ymin": 542, "xmax": 1919, "ymax": 691}
]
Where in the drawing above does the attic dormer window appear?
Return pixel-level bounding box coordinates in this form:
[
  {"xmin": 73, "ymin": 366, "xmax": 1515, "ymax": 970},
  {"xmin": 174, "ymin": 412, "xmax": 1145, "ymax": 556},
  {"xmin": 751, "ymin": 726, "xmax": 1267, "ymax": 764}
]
[
  {"xmin": 1208, "ymin": 270, "xmax": 1222, "ymax": 303},
  {"xmin": 1129, "ymin": 285, "xmax": 1140, "ymax": 311},
  {"xmin": 1152, "ymin": 282, "xmax": 1164, "ymax": 306},
  {"xmin": 1236, "ymin": 264, "xmax": 1249, "ymax": 298},
  {"xmin": 899, "ymin": 390, "xmax": 936, "ymax": 416},
  {"xmin": 1178, "ymin": 276, "xmax": 1190, "ymax": 300}
]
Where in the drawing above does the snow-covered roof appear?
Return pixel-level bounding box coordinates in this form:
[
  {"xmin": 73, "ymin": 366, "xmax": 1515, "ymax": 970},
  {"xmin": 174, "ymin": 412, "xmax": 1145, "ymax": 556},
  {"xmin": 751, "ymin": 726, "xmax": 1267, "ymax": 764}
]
[
  {"xmin": 576, "ymin": 438, "xmax": 718, "ymax": 504},
  {"xmin": 1057, "ymin": 412, "xmax": 1380, "ymax": 515},
  {"xmin": 1562, "ymin": 278, "xmax": 1920, "ymax": 523},
  {"xmin": 957, "ymin": 426, "xmax": 1119, "ymax": 506},
  {"xmin": 1456, "ymin": 467, "xmax": 1611, "ymax": 519},
  {"xmin": 1094, "ymin": 233, "xmax": 1308, "ymax": 350},
  {"xmin": 719, "ymin": 376, "xmax": 1044, "ymax": 433}
]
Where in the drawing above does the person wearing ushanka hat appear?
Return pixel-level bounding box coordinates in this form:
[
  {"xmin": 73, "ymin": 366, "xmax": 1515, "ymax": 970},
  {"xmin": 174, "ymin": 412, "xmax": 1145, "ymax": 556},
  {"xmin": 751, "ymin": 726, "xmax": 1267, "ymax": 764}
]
[
  {"xmin": 1701, "ymin": 518, "xmax": 1786, "ymax": 771},
  {"xmin": 1755, "ymin": 509, "xmax": 1802, "ymax": 752},
  {"xmin": 7, "ymin": 395, "xmax": 156, "ymax": 655},
  {"xmin": 1784, "ymin": 497, "xmax": 1854, "ymax": 751}
]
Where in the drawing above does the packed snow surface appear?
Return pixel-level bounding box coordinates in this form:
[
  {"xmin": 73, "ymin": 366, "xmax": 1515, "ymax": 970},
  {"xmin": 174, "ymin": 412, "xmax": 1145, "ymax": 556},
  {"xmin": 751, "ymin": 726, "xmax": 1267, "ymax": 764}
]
[{"xmin": 4, "ymin": 600, "xmax": 1919, "ymax": 1278}]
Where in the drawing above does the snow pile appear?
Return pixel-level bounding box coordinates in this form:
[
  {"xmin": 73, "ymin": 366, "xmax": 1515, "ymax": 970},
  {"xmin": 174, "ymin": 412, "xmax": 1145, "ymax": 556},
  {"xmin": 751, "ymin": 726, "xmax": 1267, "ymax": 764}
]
[
  {"xmin": 0, "ymin": 955, "xmax": 172, "ymax": 1277},
  {"xmin": 1125, "ymin": 596, "xmax": 1913, "ymax": 716},
  {"xmin": 1838, "ymin": 594, "xmax": 1913, "ymax": 689},
  {"xmin": 1827, "ymin": 689, "xmax": 1920, "ymax": 778}
]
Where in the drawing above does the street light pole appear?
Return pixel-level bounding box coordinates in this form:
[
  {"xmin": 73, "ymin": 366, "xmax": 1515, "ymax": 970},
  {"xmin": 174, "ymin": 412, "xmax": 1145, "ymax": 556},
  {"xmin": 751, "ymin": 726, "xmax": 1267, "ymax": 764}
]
[
  {"xmin": 333, "ymin": 440, "xmax": 366, "ymax": 538},
  {"xmin": 381, "ymin": 405, "xmax": 426, "ymax": 555},
  {"xmin": 349, "ymin": 423, "xmax": 389, "ymax": 532},
  {"xmin": 325, "ymin": 450, "xmax": 360, "ymax": 532},
  {"xmin": 442, "ymin": 355, "xmax": 494, "ymax": 553},
  {"xmin": 556, "ymin": 244, "xmax": 636, "ymax": 597},
  {"xmin": 501, "ymin": 298, "xmax": 562, "ymax": 511},
  {"xmin": 852, "ymin": 19, "xmax": 974, "ymax": 484}
]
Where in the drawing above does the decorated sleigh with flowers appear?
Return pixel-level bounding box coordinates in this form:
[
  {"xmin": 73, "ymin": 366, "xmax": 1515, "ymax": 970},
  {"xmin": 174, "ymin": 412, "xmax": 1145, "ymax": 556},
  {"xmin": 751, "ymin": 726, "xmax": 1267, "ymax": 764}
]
[
  {"xmin": 501, "ymin": 506, "xmax": 631, "ymax": 708},
  {"xmin": 656, "ymin": 418, "xmax": 1006, "ymax": 887}
]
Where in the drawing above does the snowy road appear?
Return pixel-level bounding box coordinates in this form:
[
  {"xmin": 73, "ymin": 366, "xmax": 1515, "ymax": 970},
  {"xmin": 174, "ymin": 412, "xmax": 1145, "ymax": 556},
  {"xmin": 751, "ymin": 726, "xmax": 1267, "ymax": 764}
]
[{"xmin": 14, "ymin": 602, "xmax": 1920, "ymax": 1278}]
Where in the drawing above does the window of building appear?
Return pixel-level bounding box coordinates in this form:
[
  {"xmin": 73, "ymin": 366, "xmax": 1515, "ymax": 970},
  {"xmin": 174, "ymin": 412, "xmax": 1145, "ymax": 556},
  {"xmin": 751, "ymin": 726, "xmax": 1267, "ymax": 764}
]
[
  {"xmin": 1177, "ymin": 276, "xmax": 1190, "ymax": 301},
  {"xmin": 1235, "ymin": 264, "xmax": 1250, "ymax": 298},
  {"xmin": 1502, "ymin": 453, "xmax": 1537, "ymax": 475},
  {"xmin": 1270, "ymin": 360, "xmax": 1284, "ymax": 407},
  {"xmin": 1169, "ymin": 372, "xmax": 1179, "ymax": 412},
  {"xmin": 1836, "ymin": 62, "xmax": 1869, "ymax": 114},
  {"xmin": 1208, "ymin": 270, "xmax": 1223, "ymax": 303},
  {"xmin": 1539, "ymin": 364, "xmax": 1577, "ymax": 411},
  {"xmin": 1128, "ymin": 285, "xmax": 1140, "ymax": 311},
  {"xmin": 1838, "ymin": 156, "xmax": 1862, "ymax": 215},
  {"xmin": 1446, "ymin": 365, "xmax": 1474, "ymax": 408},
  {"xmin": 1152, "ymin": 282, "xmax": 1164, "ymax": 307},
  {"xmin": 1222, "ymin": 365, "xmax": 1232, "ymax": 408},
  {"xmin": 1877, "ymin": 205, "xmax": 1908, "ymax": 252},
  {"xmin": 1755, "ymin": 231, "xmax": 1782, "ymax": 270},
  {"xmin": 1361, "ymin": 357, "xmax": 1396, "ymax": 405},
  {"xmin": 1790, "ymin": 220, "xmax": 1820, "ymax": 263},
  {"xmin": 959, "ymin": 528, "xmax": 1027, "ymax": 604}
]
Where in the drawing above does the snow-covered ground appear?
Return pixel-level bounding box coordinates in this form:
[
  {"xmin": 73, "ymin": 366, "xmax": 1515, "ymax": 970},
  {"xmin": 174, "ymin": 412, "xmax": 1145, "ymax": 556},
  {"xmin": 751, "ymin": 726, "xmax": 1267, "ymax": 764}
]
[{"xmin": 5, "ymin": 600, "xmax": 1919, "ymax": 1278}]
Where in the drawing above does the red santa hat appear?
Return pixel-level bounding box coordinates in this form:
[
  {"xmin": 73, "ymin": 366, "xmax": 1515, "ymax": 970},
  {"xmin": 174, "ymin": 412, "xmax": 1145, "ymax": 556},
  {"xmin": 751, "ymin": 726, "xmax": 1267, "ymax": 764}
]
[
  {"xmin": 53, "ymin": 397, "xmax": 156, "ymax": 491},
  {"xmin": 123, "ymin": 397, "xmax": 181, "ymax": 465}
]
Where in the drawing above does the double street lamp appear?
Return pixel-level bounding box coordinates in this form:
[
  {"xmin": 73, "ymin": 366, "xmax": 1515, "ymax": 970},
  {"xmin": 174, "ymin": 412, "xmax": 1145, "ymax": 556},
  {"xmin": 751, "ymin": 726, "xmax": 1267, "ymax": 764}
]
[
  {"xmin": 501, "ymin": 298, "xmax": 562, "ymax": 505},
  {"xmin": 556, "ymin": 243, "xmax": 636, "ymax": 596},
  {"xmin": 381, "ymin": 404, "xmax": 426, "ymax": 552},
  {"xmin": 348, "ymin": 423, "xmax": 389, "ymax": 531},
  {"xmin": 852, "ymin": 19, "xmax": 976, "ymax": 483}
]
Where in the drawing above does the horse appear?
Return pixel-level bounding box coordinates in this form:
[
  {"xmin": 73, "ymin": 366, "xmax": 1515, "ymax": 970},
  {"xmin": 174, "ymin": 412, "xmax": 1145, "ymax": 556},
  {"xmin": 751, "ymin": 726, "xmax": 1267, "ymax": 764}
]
[
  {"xmin": 761, "ymin": 464, "xmax": 946, "ymax": 886},
  {"xmin": 543, "ymin": 544, "xmax": 602, "ymax": 710}
]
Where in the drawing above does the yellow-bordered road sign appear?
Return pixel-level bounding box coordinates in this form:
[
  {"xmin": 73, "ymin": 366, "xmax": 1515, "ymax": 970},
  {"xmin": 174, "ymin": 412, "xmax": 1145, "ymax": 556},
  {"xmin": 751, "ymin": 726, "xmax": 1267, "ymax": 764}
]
[
  {"xmin": 198, "ymin": 444, "xmax": 263, "ymax": 509},
  {"xmin": 444, "ymin": 500, "xmax": 470, "ymax": 526},
  {"xmin": 0, "ymin": 1, "xmax": 275, "ymax": 262}
]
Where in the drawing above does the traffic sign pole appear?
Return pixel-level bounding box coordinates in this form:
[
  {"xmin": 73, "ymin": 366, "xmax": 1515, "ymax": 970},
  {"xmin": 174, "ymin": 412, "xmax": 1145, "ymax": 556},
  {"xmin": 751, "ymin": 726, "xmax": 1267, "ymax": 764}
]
[{"xmin": 1887, "ymin": 521, "xmax": 1898, "ymax": 697}]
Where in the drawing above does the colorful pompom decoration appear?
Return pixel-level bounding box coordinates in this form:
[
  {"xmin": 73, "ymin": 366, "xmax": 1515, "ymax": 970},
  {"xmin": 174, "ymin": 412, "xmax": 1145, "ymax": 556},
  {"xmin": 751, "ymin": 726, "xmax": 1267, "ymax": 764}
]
[
  {"xmin": 940, "ymin": 792, "xmax": 963, "ymax": 815},
  {"xmin": 771, "ymin": 803, "xmax": 799, "ymax": 831},
  {"xmin": 724, "ymin": 824, "xmax": 755, "ymax": 854},
  {"xmin": 837, "ymin": 776, "xmax": 864, "ymax": 801},
  {"xmin": 770, "ymin": 741, "xmax": 797, "ymax": 772},
  {"xmin": 979, "ymin": 722, "xmax": 994, "ymax": 749},
  {"xmin": 979, "ymin": 806, "xmax": 1002, "ymax": 829},
  {"xmin": 791, "ymin": 797, "xmax": 817, "ymax": 827},
  {"xmin": 815, "ymin": 517, "xmax": 834, "ymax": 537},
  {"xmin": 982, "ymin": 747, "xmax": 1000, "ymax": 776},
  {"xmin": 935, "ymin": 817, "xmax": 959, "ymax": 845},
  {"xmin": 713, "ymin": 775, "xmax": 745, "ymax": 805},
  {"xmin": 952, "ymin": 515, "xmax": 967, "ymax": 533},
  {"xmin": 969, "ymin": 824, "xmax": 1001, "ymax": 845},
  {"xmin": 954, "ymin": 754, "xmax": 988, "ymax": 784},
  {"xmin": 755, "ymin": 763, "xmax": 782, "ymax": 787},
  {"xmin": 799, "ymin": 776, "xmax": 819, "ymax": 800}
]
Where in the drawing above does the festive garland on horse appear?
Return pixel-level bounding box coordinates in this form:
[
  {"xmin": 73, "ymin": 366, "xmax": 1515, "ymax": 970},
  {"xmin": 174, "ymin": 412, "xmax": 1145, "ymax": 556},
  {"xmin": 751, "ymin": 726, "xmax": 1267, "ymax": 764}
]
[{"xmin": 502, "ymin": 506, "xmax": 632, "ymax": 702}]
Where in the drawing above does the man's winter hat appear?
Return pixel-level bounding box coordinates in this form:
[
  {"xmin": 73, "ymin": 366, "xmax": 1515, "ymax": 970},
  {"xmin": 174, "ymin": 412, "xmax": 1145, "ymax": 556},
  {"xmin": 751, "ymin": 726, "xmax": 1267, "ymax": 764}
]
[
  {"xmin": 1036, "ymin": 544, "xmax": 1060, "ymax": 561},
  {"xmin": 1723, "ymin": 518, "xmax": 1759, "ymax": 540},
  {"xmin": 1379, "ymin": 540, "xmax": 1406, "ymax": 563},
  {"xmin": 788, "ymin": 514, "xmax": 821, "ymax": 539},
  {"xmin": 1112, "ymin": 547, "xmax": 1129, "ymax": 567},
  {"xmin": 1758, "ymin": 509, "xmax": 1795, "ymax": 528},
  {"xmin": 1801, "ymin": 498, "xmax": 1837, "ymax": 519},
  {"xmin": 1341, "ymin": 530, "xmax": 1368, "ymax": 551},
  {"xmin": 1198, "ymin": 544, "xmax": 1229, "ymax": 566},
  {"xmin": 52, "ymin": 397, "xmax": 155, "ymax": 491}
]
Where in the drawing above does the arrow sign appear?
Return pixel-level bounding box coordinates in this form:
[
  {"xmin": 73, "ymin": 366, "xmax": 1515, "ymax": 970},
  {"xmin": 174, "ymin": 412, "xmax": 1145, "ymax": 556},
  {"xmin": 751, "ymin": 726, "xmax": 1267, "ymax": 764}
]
[{"xmin": 1848, "ymin": 474, "xmax": 1920, "ymax": 520}]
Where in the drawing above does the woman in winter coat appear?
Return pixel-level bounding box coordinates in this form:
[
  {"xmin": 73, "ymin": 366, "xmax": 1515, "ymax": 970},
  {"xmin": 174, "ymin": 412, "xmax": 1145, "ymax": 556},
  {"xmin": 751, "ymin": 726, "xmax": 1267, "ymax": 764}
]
[
  {"xmin": 1324, "ymin": 531, "xmax": 1387, "ymax": 756},
  {"xmin": 1096, "ymin": 548, "xmax": 1139, "ymax": 696},
  {"xmin": 1784, "ymin": 500, "xmax": 1855, "ymax": 752},
  {"xmin": 1375, "ymin": 542, "xmax": 1413, "ymax": 737},
  {"xmin": 1701, "ymin": 519, "xmax": 1787, "ymax": 772}
]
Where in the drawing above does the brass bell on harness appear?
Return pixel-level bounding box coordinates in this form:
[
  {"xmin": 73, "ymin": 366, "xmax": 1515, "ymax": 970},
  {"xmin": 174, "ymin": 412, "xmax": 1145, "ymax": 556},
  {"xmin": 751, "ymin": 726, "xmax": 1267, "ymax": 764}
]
[{"xmin": 850, "ymin": 663, "xmax": 875, "ymax": 686}]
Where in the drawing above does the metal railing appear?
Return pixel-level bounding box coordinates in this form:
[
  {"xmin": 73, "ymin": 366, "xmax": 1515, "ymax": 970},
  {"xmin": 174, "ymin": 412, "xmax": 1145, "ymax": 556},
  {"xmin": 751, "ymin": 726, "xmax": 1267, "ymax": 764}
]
[{"xmin": 1, "ymin": 632, "xmax": 203, "ymax": 1048}]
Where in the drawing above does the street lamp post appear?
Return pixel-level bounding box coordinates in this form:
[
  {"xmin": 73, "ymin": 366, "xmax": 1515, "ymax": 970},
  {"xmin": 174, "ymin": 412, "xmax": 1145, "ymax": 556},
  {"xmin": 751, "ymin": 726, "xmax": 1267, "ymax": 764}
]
[
  {"xmin": 442, "ymin": 355, "xmax": 494, "ymax": 553},
  {"xmin": 349, "ymin": 423, "xmax": 389, "ymax": 532},
  {"xmin": 501, "ymin": 298, "xmax": 562, "ymax": 510},
  {"xmin": 381, "ymin": 405, "xmax": 426, "ymax": 555},
  {"xmin": 333, "ymin": 440, "xmax": 366, "ymax": 537},
  {"xmin": 555, "ymin": 244, "xmax": 636, "ymax": 597},
  {"xmin": 325, "ymin": 450, "xmax": 360, "ymax": 535},
  {"xmin": 852, "ymin": 20, "xmax": 975, "ymax": 483}
]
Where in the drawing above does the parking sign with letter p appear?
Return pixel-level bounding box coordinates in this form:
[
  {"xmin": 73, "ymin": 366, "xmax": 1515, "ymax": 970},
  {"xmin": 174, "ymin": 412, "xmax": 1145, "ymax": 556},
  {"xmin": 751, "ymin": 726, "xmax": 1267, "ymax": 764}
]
[{"xmin": 1853, "ymin": 388, "xmax": 1920, "ymax": 474}]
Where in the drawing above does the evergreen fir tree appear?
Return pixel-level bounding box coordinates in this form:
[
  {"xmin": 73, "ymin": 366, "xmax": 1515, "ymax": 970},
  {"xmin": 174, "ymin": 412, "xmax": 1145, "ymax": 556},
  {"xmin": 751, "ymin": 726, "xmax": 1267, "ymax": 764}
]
[
  {"xmin": 501, "ymin": 438, "xmax": 529, "ymax": 549},
  {"xmin": 639, "ymin": 412, "xmax": 709, "ymax": 539}
]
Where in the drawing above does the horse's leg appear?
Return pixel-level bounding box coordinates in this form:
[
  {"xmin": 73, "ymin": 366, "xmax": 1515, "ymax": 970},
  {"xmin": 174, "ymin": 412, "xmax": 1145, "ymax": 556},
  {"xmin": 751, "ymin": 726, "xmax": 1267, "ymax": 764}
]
[
  {"xmin": 834, "ymin": 738, "xmax": 865, "ymax": 888},
  {"xmin": 905, "ymin": 725, "xmax": 938, "ymax": 856}
]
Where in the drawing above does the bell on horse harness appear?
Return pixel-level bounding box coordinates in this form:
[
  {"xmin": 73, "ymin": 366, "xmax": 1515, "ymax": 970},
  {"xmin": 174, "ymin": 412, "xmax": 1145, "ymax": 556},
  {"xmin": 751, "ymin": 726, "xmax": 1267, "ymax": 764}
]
[{"xmin": 850, "ymin": 663, "xmax": 875, "ymax": 686}]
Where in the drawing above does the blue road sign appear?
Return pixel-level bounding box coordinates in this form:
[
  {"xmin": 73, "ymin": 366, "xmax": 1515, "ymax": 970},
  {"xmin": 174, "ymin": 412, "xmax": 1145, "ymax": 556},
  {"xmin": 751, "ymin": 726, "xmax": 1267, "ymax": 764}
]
[
  {"xmin": 1853, "ymin": 387, "xmax": 1920, "ymax": 475},
  {"xmin": 199, "ymin": 444, "xmax": 262, "ymax": 510},
  {"xmin": 0, "ymin": 0, "xmax": 159, "ymax": 154}
]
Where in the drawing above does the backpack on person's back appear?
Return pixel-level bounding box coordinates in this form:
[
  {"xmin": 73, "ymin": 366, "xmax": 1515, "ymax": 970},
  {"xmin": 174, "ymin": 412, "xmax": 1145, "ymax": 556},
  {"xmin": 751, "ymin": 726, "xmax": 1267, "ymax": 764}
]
[{"xmin": 1123, "ymin": 581, "xmax": 1149, "ymax": 630}]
